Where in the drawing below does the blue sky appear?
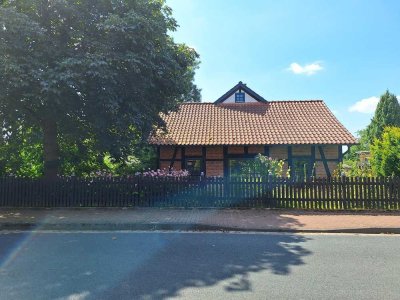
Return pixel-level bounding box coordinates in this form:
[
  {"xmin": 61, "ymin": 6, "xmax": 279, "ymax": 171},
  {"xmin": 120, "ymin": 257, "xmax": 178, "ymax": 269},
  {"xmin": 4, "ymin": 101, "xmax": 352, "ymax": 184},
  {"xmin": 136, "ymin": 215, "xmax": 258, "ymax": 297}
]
[{"xmin": 167, "ymin": 0, "xmax": 400, "ymax": 135}]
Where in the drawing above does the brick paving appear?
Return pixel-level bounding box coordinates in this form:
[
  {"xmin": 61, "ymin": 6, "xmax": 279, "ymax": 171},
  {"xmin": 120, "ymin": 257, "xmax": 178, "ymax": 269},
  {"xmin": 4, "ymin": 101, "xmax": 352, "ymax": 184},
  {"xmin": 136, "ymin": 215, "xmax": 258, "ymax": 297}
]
[{"xmin": 0, "ymin": 208, "xmax": 399, "ymax": 233}]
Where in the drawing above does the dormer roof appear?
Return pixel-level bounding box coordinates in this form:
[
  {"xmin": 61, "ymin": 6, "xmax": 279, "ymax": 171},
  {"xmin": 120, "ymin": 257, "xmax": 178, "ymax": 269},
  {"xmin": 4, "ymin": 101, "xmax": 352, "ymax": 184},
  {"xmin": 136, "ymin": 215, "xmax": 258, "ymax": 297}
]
[{"xmin": 214, "ymin": 81, "xmax": 267, "ymax": 104}]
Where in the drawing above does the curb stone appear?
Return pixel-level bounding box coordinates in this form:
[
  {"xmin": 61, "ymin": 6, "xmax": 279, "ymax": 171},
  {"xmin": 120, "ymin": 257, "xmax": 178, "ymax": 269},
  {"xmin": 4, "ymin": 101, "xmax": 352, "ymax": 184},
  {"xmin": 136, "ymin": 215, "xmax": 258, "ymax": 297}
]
[{"xmin": 1, "ymin": 223, "xmax": 399, "ymax": 234}]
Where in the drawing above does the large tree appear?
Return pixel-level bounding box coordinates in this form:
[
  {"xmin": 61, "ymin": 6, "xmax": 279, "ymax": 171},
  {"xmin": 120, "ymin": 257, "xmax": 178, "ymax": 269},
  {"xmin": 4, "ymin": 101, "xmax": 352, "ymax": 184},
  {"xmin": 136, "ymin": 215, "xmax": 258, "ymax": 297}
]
[
  {"xmin": 0, "ymin": 0, "xmax": 200, "ymax": 178},
  {"xmin": 366, "ymin": 90, "xmax": 400, "ymax": 143}
]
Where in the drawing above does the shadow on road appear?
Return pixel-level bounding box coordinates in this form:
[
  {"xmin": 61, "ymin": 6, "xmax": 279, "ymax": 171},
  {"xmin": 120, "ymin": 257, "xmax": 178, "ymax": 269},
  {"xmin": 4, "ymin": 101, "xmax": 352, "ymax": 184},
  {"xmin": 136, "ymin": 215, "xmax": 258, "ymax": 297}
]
[
  {"xmin": 103, "ymin": 234, "xmax": 311, "ymax": 299},
  {"xmin": 100, "ymin": 214, "xmax": 311, "ymax": 299},
  {"xmin": 0, "ymin": 215, "xmax": 311, "ymax": 300}
]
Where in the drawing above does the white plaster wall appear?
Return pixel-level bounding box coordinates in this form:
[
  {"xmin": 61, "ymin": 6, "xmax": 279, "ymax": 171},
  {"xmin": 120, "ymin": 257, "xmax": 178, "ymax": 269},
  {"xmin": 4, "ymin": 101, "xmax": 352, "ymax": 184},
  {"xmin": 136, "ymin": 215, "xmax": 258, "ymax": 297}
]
[{"xmin": 222, "ymin": 90, "xmax": 258, "ymax": 103}]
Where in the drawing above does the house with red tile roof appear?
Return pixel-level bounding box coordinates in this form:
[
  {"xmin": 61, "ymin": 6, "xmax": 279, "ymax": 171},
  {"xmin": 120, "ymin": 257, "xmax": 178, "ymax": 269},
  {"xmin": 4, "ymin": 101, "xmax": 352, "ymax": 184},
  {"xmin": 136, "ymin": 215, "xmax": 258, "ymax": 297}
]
[{"xmin": 149, "ymin": 82, "xmax": 357, "ymax": 177}]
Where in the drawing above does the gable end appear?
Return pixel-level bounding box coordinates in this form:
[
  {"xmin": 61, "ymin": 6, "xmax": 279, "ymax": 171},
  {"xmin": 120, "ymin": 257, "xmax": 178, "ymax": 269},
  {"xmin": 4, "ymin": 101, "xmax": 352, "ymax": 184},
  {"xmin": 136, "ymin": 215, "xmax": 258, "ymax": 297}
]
[{"xmin": 214, "ymin": 81, "xmax": 267, "ymax": 104}]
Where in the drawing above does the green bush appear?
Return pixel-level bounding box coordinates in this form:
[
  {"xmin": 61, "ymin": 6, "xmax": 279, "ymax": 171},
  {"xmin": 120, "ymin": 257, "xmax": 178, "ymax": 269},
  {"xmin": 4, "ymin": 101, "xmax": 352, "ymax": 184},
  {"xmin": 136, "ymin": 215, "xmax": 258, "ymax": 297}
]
[
  {"xmin": 370, "ymin": 127, "xmax": 400, "ymax": 176},
  {"xmin": 234, "ymin": 154, "xmax": 288, "ymax": 177}
]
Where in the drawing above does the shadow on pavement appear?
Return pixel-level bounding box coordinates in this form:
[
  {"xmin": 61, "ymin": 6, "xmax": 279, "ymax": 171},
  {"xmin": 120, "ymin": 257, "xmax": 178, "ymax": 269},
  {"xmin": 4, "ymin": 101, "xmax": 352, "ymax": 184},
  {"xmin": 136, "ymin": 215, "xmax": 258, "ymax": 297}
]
[
  {"xmin": 0, "ymin": 215, "xmax": 311, "ymax": 300},
  {"xmin": 100, "ymin": 214, "xmax": 312, "ymax": 299},
  {"xmin": 102, "ymin": 233, "xmax": 311, "ymax": 299}
]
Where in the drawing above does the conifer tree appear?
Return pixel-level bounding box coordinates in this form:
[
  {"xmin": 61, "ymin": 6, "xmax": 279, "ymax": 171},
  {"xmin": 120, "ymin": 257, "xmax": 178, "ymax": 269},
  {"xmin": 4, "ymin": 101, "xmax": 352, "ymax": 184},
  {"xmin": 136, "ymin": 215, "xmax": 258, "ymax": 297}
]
[{"xmin": 366, "ymin": 90, "xmax": 400, "ymax": 143}]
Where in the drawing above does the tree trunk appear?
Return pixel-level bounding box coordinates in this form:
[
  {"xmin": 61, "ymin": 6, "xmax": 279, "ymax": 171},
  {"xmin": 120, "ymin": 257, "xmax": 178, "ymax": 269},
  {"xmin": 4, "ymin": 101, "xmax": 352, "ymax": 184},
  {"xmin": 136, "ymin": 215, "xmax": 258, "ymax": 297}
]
[{"xmin": 42, "ymin": 119, "xmax": 60, "ymax": 179}]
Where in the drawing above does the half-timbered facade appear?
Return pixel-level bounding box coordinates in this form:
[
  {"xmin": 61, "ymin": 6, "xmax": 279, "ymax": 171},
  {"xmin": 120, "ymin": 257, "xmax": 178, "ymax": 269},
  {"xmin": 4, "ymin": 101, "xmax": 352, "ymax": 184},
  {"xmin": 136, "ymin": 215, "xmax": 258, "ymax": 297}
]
[{"xmin": 149, "ymin": 82, "xmax": 357, "ymax": 177}]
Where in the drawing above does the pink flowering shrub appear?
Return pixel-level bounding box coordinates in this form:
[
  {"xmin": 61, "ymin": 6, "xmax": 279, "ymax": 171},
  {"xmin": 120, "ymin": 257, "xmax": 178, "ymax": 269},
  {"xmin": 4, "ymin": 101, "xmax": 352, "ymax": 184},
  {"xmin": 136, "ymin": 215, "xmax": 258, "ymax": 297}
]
[
  {"xmin": 63, "ymin": 168, "xmax": 190, "ymax": 179},
  {"xmin": 136, "ymin": 168, "xmax": 190, "ymax": 177},
  {"xmin": 89, "ymin": 170, "xmax": 114, "ymax": 178}
]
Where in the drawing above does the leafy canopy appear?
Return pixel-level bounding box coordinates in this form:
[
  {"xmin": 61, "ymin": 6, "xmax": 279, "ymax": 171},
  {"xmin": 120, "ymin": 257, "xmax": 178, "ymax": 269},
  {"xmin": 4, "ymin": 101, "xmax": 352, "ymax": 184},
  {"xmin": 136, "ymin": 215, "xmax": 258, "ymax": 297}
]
[{"xmin": 0, "ymin": 0, "xmax": 200, "ymax": 176}]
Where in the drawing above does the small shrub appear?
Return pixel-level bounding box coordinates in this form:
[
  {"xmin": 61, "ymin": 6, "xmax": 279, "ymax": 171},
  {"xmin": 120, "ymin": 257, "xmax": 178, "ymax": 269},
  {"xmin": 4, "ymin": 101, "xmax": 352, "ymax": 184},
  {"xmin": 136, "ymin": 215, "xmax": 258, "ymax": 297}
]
[{"xmin": 136, "ymin": 168, "xmax": 190, "ymax": 178}]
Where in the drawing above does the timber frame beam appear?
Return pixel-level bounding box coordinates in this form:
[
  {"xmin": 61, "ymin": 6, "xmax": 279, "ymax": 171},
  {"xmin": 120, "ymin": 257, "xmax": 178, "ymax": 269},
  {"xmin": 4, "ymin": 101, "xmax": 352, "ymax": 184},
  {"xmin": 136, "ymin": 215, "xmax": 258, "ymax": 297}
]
[
  {"xmin": 318, "ymin": 146, "xmax": 331, "ymax": 177},
  {"xmin": 169, "ymin": 146, "xmax": 179, "ymax": 170}
]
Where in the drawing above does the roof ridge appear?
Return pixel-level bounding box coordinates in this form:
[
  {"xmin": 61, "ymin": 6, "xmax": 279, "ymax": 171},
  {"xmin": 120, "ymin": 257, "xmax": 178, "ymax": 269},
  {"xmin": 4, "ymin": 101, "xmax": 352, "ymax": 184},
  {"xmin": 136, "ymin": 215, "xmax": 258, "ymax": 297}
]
[
  {"xmin": 179, "ymin": 102, "xmax": 213, "ymax": 104},
  {"xmin": 180, "ymin": 100, "xmax": 325, "ymax": 104},
  {"xmin": 267, "ymin": 99, "xmax": 324, "ymax": 102}
]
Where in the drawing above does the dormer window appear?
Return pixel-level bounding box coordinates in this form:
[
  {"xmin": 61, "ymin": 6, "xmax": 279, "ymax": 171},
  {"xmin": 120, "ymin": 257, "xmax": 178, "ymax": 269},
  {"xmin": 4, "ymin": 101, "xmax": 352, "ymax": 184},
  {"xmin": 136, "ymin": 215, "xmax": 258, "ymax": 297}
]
[{"xmin": 235, "ymin": 92, "xmax": 245, "ymax": 103}]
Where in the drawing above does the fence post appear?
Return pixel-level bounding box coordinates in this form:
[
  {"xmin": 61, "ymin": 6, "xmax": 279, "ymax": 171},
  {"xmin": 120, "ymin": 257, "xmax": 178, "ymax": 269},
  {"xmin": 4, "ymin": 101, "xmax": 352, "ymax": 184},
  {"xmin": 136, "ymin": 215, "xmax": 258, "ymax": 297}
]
[
  {"xmin": 138, "ymin": 176, "xmax": 142, "ymax": 206},
  {"xmin": 267, "ymin": 173, "xmax": 273, "ymax": 208},
  {"xmin": 224, "ymin": 176, "xmax": 229, "ymax": 201},
  {"xmin": 342, "ymin": 175, "xmax": 346, "ymax": 209}
]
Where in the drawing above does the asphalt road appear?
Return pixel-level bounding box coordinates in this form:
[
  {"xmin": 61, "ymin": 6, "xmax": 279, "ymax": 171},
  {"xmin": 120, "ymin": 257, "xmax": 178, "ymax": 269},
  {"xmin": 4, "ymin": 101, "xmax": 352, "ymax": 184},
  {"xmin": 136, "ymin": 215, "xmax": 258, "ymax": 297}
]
[{"xmin": 0, "ymin": 231, "xmax": 399, "ymax": 300}]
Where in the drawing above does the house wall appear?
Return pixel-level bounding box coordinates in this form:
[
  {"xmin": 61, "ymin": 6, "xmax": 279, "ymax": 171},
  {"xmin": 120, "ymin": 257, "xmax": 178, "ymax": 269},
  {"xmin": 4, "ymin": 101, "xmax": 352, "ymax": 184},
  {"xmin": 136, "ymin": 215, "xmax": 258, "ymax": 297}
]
[
  {"xmin": 206, "ymin": 161, "xmax": 224, "ymax": 177},
  {"xmin": 206, "ymin": 146, "xmax": 223, "ymax": 159},
  {"xmin": 292, "ymin": 145, "xmax": 312, "ymax": 156},
  {"xmin": 269, "ymin": 146, "xmax": 288, "ymax": 160},
  {"xmin": 227, "ymin": 146, "xmax": 244, "ymax": 154},
  {"xmin": 206, "ymin": 146, "xmax": 224, "ymax": 177},
  {"xmin": 185, "ymin": 146, "xmax": 202, "ymax": 156},
  {"xmin": 314, "ymin": 145, "xmax": 341, "ymax": 177},
  {"xmin": 315, "ymin": 145, "xmax": 339, "ymax": 159},
  {"xmin": 248, "ymin": 145, "xmax": 264, "ymax": 154},
  {"xmin": 158, "ymin": 144, "xmax": 342, "ymax": 177},
  {"xmin": 159, "ymin": 146, "xmax": 182, "ymax": 160}
]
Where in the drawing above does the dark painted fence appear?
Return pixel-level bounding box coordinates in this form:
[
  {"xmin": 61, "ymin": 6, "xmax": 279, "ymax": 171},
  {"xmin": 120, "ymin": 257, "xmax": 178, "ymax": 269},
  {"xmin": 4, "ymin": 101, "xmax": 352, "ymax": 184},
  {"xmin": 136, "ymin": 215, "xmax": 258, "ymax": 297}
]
[{"xmin": 0, "ymin": 176, "xmax": 399, "ymax": 210}]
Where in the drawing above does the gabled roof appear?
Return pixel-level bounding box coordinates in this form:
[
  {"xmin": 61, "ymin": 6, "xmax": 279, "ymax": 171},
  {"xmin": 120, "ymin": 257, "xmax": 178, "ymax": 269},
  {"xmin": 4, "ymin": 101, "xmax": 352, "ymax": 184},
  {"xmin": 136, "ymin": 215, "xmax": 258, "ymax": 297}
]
[
  {"xmin": 214, "ymin": 81, "xmax": 267, "ymax": 104},
  {"xmin": 149, "ymin": 101, "xmax": 358, "ymax": 146}
]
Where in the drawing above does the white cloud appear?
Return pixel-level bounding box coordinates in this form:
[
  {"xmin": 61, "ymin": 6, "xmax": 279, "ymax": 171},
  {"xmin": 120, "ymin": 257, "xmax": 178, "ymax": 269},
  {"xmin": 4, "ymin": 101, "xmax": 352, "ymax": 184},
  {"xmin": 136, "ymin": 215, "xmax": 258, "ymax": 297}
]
[
  {"xmin": 348, "ymin": 96, "xmax": 379, "ymax": 113},
  {"xmin": 287, "ymin": 62, "xmax": 323, "ymax": 75},
  {"xmin": 349, "ymin": 95, "xmax": 400, "ymax": 114}
]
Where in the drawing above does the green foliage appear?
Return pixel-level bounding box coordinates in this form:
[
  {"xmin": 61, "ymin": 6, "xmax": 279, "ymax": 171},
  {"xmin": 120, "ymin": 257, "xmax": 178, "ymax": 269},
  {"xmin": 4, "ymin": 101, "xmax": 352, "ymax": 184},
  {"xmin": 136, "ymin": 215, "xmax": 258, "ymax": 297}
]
[
  {"xmin": 0, "ymin": 125, "xmax": 43, "ymax": 177},
  {"xmin": 0, "ymin": 123, "xmax": 157, "ymax": 177},
  {"xmin": 366, "ymin": 91, "xmax": 400, "ymax": 143},
  {"xmin": 342, "ymin": 129, "xmax": 374, "ymax": 177},
  {"xmin": 370, "ymin": 127, "xmax": 400, "ymax": 176},
  {"xmin": 60, "ymin": 137, "xmax": 157, "ymax": 176},
  {"xmin": 102, "ymin": 145, "xmax": 157, "ymax": 175},
  {"xmin": 344, "ymin": 90, "xmax": 400, "ymax": 177},
  {"xmin": 59, "ymin": 135, "xmax": 105, "ymax": 176},
  {"xmin": 0, "ymin": 0, "xmax": 200, "ymax": 176},
  {"xmin": 235, "ymin": 154, "xmax": 287, "ymax": 177},
  {"xmin": 343, "ymin": 129, "xmax": 369, "ymax": 161},
  {"xmin": 340, "ymin": 159, "xmax": 374, "ymax": 177}
]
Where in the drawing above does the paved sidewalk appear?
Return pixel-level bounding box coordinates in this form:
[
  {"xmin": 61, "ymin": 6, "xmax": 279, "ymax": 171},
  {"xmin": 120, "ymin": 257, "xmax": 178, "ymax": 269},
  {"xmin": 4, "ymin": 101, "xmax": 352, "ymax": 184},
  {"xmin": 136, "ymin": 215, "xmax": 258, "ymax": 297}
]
[{"xmin": 0, "ymin": 208, "xmax": 400, "ymax": 233}]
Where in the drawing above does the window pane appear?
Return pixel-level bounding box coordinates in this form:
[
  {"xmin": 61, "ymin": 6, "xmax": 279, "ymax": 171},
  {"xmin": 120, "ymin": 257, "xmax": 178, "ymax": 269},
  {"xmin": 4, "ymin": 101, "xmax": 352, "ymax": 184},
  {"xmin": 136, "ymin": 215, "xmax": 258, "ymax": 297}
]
[
  {"xmin": 186, "ymin": 159, "xmax": 201, "ymax": 175},
  {"xmin": 235, "ymin": 92, "xmax": 245, "ymax": 103}
]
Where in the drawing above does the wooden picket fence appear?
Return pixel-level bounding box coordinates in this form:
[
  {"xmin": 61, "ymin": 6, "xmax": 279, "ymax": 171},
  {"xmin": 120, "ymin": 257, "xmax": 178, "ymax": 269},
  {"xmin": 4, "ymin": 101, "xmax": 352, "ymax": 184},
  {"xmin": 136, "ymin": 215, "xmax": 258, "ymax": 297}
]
[{"xmin": 0, "ymin": 176, "xmax": 399, "ymax": 210}]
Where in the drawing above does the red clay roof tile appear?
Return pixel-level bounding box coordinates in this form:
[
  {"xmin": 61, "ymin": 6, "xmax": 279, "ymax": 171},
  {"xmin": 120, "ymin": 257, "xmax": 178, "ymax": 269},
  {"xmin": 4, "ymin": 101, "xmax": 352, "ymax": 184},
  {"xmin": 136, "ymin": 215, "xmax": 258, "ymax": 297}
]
[{"xmin": 149, "ymin": 101, "xmax": 357, "ymax": 145}]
